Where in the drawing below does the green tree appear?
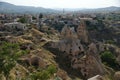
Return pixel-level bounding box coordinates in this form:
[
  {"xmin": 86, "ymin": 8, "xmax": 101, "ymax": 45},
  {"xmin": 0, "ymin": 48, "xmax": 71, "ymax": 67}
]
[
  {"xmin": 18, "ymin": 17, "xmax": 27, "ymax": 23},
  {"xmin": 101, "ymin": 50, "xmax": 119, "ymax": 70}
]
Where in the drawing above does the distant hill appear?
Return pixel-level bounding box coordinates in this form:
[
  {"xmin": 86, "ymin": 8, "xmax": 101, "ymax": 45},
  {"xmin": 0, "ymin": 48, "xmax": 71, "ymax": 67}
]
[
  {"xmin": 0, "ymin": 2, "xmax": 120, "ymax": 14},
  {"xmin": 61, "ymin": 6, "xmax": 120, "ymax": 13},
  {"xmin": 77, "ymin": 6, "xmax": 120, "ymax": 13},
  {"xmin": 0, "ymin": 2, "xmax": 57, "ymax": 13}
]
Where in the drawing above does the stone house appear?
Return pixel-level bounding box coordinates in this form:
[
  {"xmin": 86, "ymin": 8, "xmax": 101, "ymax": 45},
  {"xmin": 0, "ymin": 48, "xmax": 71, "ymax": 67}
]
[{"xmin": 4, "ymin": 22, "xmax": 27, "ymax": 31}]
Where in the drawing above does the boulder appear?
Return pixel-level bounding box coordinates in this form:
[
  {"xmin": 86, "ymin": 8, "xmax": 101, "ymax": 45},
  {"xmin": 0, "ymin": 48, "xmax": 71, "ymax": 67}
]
[{"xmin": 20, "ymin": 55, "xmax": 47, "ymax": 68}]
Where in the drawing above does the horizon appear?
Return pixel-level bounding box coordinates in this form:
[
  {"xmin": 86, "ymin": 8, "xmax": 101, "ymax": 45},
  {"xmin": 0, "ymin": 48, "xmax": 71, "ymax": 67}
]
[{"xmin": 1, "ymin": 0, "xmax": 120, "ymax": 9}]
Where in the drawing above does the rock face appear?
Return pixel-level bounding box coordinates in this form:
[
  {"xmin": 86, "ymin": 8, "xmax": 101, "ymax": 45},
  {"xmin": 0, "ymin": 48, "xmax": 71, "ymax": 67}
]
[
  {"xmin": 77, "ymin": 21, "xmax": 89, "ymax": 43},
  {"xmin": 114, "ymin": 71, "xmax": 120, "ymax": 80},
  {"xmin": 71, "ymin": 43, "xmax": 104, "ymax": 78},
  {"xmin": 51, "ymin": 21, "xmax": 105, "ymax": 79}
]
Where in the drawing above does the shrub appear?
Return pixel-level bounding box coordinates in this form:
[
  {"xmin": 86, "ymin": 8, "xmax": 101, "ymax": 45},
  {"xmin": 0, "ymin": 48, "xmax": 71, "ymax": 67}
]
[
  {"xmin": 47, "ymin": 65, "xmax": 57, "ymax": 75},
  {"xmin": 106, "ymin": 40, "xmax": 115, "ymax": 44},
  {"xmin": 0, "ymin": 42, "xmax": 20, "ymax": 78},
  {"xmin": 30, "ymin": 70, "xmax": 50, "ymax": 80},
  {"xmin": 30, "ymin": 65, "xmax": 57, "ymax": 80},
  {"xmin": 101, "ymin": 50, "xmax": 119, "ymax": 70}
]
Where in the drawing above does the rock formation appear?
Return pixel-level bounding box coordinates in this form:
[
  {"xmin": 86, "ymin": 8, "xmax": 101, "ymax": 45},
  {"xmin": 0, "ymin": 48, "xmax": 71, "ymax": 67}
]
[
  {"xmin": 51, "ymin": 21, "xmax": 105, "ymax": 79},
  {"xmin": 77, "ymin": 21, "xmax": 89, "ymax": 43}
]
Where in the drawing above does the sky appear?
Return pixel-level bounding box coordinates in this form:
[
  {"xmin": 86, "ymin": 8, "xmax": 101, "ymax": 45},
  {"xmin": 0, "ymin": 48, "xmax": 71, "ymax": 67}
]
[{"xmin": 1, "ymin": 0, "xmax": 120, "ymax": 8}]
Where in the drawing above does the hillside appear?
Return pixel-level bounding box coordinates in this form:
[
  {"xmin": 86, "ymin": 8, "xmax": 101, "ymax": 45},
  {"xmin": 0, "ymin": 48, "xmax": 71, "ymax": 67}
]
[{"xmin": 0, "ymin": 27, "xmax": 72, "ymax": 80}]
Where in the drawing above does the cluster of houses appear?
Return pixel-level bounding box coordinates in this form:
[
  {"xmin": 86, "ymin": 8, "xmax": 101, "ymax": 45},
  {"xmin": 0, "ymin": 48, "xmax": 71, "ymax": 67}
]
[
  {"xmin": 0, "ymin": 14, "xmax": 34, "ymax": 31},
  {"xmin": 0, "ymin": 12, "xmax": 101, "ymax": 33}
]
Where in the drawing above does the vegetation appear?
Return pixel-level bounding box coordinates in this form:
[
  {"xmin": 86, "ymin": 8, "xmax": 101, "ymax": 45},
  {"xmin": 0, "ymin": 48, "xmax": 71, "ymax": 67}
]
[
  {"xmin": 18, "ymin": 17, "xmax": 27, "ymax": 23},
  {"xmin": 106, "ymin": 40, "xmax": 115, "ymax": 44},
  {"xmin": 101, "ymin": 50, "xmax": 120, "ymax": 70},
  {"xmin": 85, "ymin": 20, "xmax": 105, "ymax": 31},
  {"xmin": 32, "ymin": 16, "xmax": 37, "ymax": 20},
  {"xmin": 39, "ymin": 13, "xmax": 43, "ymax": 19},
  {"xmin": 0, "ymin": 42, "xmax": 28, "ymax": 78},
  {"xmin": 30, "ymin": 65, "xmax": 57, "ymax": 80},
  {"xmin": 0, "ymin": 6, "xmax": 120, "ymax": 79}
]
